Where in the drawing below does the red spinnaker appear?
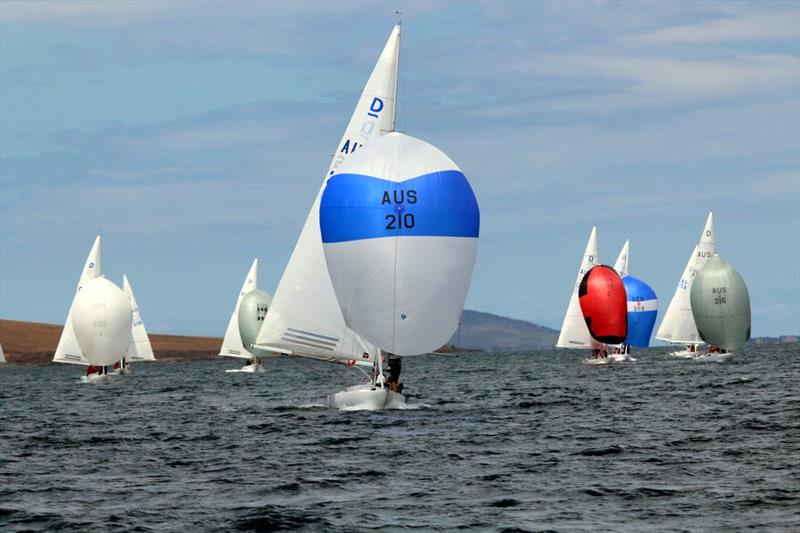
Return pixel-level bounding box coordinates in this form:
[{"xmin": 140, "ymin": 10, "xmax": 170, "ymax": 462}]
[{"xmin": 578, "ymin": 265, "xmax": 627, "ymax": 345}]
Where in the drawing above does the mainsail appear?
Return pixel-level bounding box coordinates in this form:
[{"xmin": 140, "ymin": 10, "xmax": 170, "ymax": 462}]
[
  {"xmin": 320, "ymin": 132, "xmax": 480, "ymax": 356},
  {"xmin": 53, "ymin": 235, "xmax": 102, "ymax": 365},
  {"xmin": 655, "ymin": 211, "xmax": 715, "ymax": 344},
  {"xmin": 123, "ymin": 275, "xmax": 155, "ymax": 362},
  {"xmin": 613, "ymin": 240, "xmax": 629, "ymax": 277},
  {"xmin": 556, "ymin": 227, "xmax": 600, "ymax": 349},
  {"xmin": 220, "ymin": 258, "xmax": 259, "ymax": 359},
  {"xmin": 255, "ymin": 25, "xmax": 401, "ymax": 364}
]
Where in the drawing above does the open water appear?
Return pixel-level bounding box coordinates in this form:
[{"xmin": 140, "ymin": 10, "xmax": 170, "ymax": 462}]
[{"xmin": 1, "ymin": 345, "xmax": 798, "ymax": 532}]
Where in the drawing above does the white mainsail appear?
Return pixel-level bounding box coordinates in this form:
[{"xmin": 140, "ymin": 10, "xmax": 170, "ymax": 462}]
[
  {"xmin": 220, "ymin": 258, "xmax": 258, "ymax": 360},
  {"xmin": 614, "ymin": 239, "xmax": 629, "ymax": 277},
  {"xmin": 53, "ymin": 235, "xmax": 102, "ymax": 365},
  {"xmin": 0, "ymin": 343, "xmax": 5, "ymax": 363},
  {"xmin": 123, "ymin": 275, "xmax": 155, "ymax": 362},
  {"xmin": 556, "ymin": 226, "xmax": 600, "ymax": 349},
  {"xmin": 255, "ymin": 25, "xmax": 401, "ymax": 365},
  {"xmin": 656, "ymin": 211, "xmax": 716, "ymax": 344}
]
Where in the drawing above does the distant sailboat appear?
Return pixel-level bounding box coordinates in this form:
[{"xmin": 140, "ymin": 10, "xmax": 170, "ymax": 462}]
[
  {"xmin": 0, "ymin": 343, "xmax": 5, "ymax": 364},
  {"xmin": 53, "ymin": 236, "xmax": 133, "ymax": 383},
  {"xmin": 690, "ymin": 254, "xmax": 750, "ymax": 361},
  {"xmin": 320, "ymin": 132, "xmax": 480, "ymax": 408},
  {"xmin": 556, "ymin": 227, "xmax": 600, "ymax": 351},
  {"xmin": 611, "ymin": 240, "xmax": 657, "ymax": 360},
  {"xmin": 112, "ymin": 274, "xmax": 155, "ymax": 374},
  {"xmin": 656, "ymin": 211, "xmax": 715, "ymax": 357},
  {"xmin": 578, "ymin": 265, "xmax": 627, "ymax": 365},
  {"xmin": 254, "ymin": 25, "xmax": 401, "ymax": 372},
  {"xmin": 220, "ymin": 258, "xmax": 272, "ymax": 373}
]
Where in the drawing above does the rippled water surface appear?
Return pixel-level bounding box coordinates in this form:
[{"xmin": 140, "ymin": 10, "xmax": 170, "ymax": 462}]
[{"xmin": 1, "ymin": 345, "xmax": 799, "ymax": 531}]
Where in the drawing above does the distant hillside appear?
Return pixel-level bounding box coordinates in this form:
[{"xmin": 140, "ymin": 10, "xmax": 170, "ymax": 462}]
[
  {"xmin": 447, "ymin": 310, "xmax": 558, "ymax": 352},
  {"xmin": 0, "ymin": 319, "xmax": 221, "ymax": 364}
]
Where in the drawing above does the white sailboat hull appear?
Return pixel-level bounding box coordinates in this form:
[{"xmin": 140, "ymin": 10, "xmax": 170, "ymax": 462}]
[
  {"xmin": 670, "ymin": 348, "xmax": 700, "ymax": 358},
  {"xmin": 329, "ymin": 383, "xmax": 405, "ymax": 410},
  {"xmin": 225, "ymin": 363, "xmax": 264, "ymax": 373},
  {"xmin": 691, "ymin": 352, "xmax": 734, "ymax": 363},
  {"xmin": 81, "ymin": 373, "xmax": 111, "ymax": 384}
]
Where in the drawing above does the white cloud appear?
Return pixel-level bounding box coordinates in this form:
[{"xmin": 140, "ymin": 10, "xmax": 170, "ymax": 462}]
[{"xmin": 633, "ymin": 12, "xmax": 800, "ymax": 44}]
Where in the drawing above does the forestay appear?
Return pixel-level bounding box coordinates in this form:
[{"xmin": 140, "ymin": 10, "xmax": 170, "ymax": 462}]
[
  {"xmin": 53, "ymin": 235, "xmax": 102, "ymax": 365},
  {"xmin": 556, "ymin": 227, "xmax": 600, "ymax": 349},
  {"xmin": 320, "ymin": 133, "xmax": 480, "ymax": 356},
  {"xmin": 123, "ymin": 275, "xmax": 155, "ymax": 362},
  {"xmin": 220, "ymin": 258, "xmax": 258, "ymax": 360},
  {"xmin": 255, "ymin": 25, "xmax": 401, "ymax": 364},
  {"xmin": 655, "ymin": 211, "xmax": 715, "ymax": 344}
]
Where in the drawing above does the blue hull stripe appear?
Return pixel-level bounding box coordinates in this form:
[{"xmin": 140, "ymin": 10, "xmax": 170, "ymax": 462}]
[{"xmin": 320, "ymin": 170, "xmax": 480, "ymax": 243}]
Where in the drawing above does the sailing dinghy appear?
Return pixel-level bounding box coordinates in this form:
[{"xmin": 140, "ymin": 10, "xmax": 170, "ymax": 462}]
[
  {"xmin": 53, "ymin": 236, "xmax": 133, "ymax": 383},
  {"xmin": 556, "ymin": 227, "xmax": 608, "ymax": 363},
  {"xmin": 655, "ymin": 211, "xmax": 715, "ymax": 357},
  {"xmin": 609, "ymin": 241, "xmax": 658, "ymax": 361},
  {"xmin": 578, "ymin": 265, "xmax": 628, "ymax": 365},
  {"xmin": 689, "ymin": 254, "xmax": 750, "ymax": 361},
  {"xmin": 220, "ymin": 258, "xmax": 272, "ymax": 373},
  {"xmin": 253, "ymin": 25, "xmax": 403, "ymax": 401},
  {"xmin": 320, "ymin": 132, "xmax": 480, "ymax": 408}
]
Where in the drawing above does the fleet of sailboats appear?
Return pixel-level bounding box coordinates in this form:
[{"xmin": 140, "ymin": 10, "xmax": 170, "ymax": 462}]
[{"xmin": 2, "ymin": 26, "xmax": 757, "ymax": 395}]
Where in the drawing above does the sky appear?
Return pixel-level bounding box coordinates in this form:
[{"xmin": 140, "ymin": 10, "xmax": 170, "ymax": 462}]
[{"xmin": 1, "ymin": 0, "xmax": 798, "ymax": 339}]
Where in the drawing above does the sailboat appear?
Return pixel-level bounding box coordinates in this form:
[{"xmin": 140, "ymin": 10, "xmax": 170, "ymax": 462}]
[
  {"xmin": 578, "ymin": 264, "xmax": 628, "ymax": 365},
  {"xmin": 220, "ymin": 258, "xmax": 272, "ymax": 373},
  {"xmin": 556, "ymin": 227, "xmax": 600, "ymax": 352},
  {"xmin": 112, "ymin": 274, "xmax": 155, "ymax": 374},
  {"xmin": 610, "ymin": 240, "xmax": 658, "ymax": 361},
  {"xmin": 320, "ymin": 131, "xmax": 480, "ymax": 408},
  {"xmin": 53, "ymin": 236, "xmax": 133, "ymax": 383},
  {"xmin": 689, "ymin": 254, "xmax": 750, "ymax": 361},
  {"xmin": 655, "ymin": 211, "xmax": 715, "ymax": 357},
  {"xmin": 253, "ymin": 26, "xmax": 401, "ymax": 377},
  {"xmin": 0, "ymin": 343, "xmax": 5, "ymax": 364}
]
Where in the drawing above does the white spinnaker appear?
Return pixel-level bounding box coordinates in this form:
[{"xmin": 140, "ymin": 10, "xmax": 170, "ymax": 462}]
[
  {"xmin": 320, "ymin": 133, "xmax": 479, "ymax": 356},
  {"xmin": 556, "ymin": 227, "xmax": 600, "ymax": 349},
  {"xmin": 72, "ymin": 277, "xmax": 132, "ymax": 367},
  {"xmin": 255, "ymin": 25, "xmax": 400, "ymax": 364},
  {"xmin": 614, "ymin": 239, "xmax": 629, "ymax": 277},
  {"xmin": 123, "ymin": 275, "xmax": 155, "ymax": 362},
  {"xmin": 53, "ymin": 235, "xmax": 102, "ymax": 365},
  {"xmin": 655, "ymin": 211, "xmax": 716, "ymax": 344},
  {"xmin": 220, "ymin": 258, "xmax": 258, "ymax": 360}
]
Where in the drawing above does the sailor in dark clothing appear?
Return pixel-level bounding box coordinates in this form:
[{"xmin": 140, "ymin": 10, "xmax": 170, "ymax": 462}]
[{"xmin": 385, "ymin": 355, "xmax": 403, "ymax": 394}]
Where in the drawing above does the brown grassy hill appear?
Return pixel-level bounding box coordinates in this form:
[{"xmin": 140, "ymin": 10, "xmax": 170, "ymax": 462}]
[{"xmin": 0, "ymin": 319, "xmax": 222, "ymax": 365}]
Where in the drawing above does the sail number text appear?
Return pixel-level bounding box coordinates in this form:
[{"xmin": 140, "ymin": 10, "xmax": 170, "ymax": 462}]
[
  {"xmin": 712, "ymin": 286, "xmax": 727, "ymax": 304},
  {"xmin": 383, "ymin": 189, "xmax": 417, "ymax": 230}
]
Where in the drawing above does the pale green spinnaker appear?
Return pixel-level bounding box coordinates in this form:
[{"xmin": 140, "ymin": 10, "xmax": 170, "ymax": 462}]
[{"xmin": 690, "ymin": 254, "xmax": 751, "ymax": 351}]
